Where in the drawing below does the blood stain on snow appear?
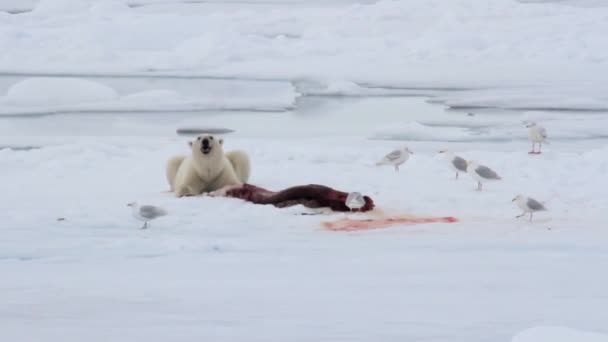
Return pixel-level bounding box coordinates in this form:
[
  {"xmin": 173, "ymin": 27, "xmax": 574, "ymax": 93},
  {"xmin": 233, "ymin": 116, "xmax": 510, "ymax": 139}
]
[{"xmin": 322, "ymin": 215, "xmax": 458, "ymax": 232}]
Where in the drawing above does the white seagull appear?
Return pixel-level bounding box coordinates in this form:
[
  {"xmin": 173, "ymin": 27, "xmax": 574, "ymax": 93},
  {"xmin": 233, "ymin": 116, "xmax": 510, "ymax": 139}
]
[
  {"xmin": 127, "ymin": 202, "xmax": 167, "ymax": 229},
  {"xmin": 526, "ymin": 122, "xmax": 548, "ymax": 154},
  {"xmin": 376, "ymin": 147, "xmax": 413, "ymax": 171},
  {"xmin": 345, "ymin": 192, "xmax": 365, "ymax": 211},
  {"xmin": 466, "ymin": 160, "xmax": 502, "ymax": 191},
  {"xmin": 512, "ymin": 194, "xmax": 547, "ymax": 221},
  {"xmin": 438, "ymin": 149, "xmax": 468, "ymax": 179}
]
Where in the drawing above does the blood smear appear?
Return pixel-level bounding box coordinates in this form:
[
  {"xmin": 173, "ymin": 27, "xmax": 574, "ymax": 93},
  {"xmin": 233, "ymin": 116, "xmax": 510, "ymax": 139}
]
[{"xmin": 323, "ymin": 215, "xmax": 458, "ymax": 232}]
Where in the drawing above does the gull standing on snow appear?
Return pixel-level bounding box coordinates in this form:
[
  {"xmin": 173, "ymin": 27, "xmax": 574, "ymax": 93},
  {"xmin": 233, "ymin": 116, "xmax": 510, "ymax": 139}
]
[
  {"xmin": 127, "ymin": 202, "xmax": 167, "ymax": 229},
  {"xmin": 376, "ymin": 147, "xmax": 413, "ymax": 171},
  {"xmin": 466, "ymin": 160, "xmax": 501, "ymax": 191},
  {"xmin": 438, "ymin": 149, "xmax": 468, "ymax": 179},
  {"xmin": 512, "ymin": 194, "xmax": 547, "ymax": 221},
  {"xmin": 526, "ymin": 122, "xmax": 548, "ymax": 154}
]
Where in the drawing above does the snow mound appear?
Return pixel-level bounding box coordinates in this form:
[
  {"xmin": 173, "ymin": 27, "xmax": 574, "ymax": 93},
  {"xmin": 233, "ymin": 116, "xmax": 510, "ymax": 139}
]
[
  {"xmin": 322, "ymin": 81, "xmax": 362, "ymax": 95},
  {"xmin": 512, "ymin": 326, "xmax": 608, "ymax": 342},
  {"xmin": 0, "ymin": 78, "xmax": 297, "ymax": 115},
  {"xmin": 5, "ymin": 77, "xmax": 118, "ymax": 106}
]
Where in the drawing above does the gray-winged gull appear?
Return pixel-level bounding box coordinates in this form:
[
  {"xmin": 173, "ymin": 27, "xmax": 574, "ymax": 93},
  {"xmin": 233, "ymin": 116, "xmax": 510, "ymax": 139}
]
[
  {"xmin": 438, "ymin": 149, "xmax": 468, "ymax": 179},
  {"xmin": 526, "ymin": 122, "xmax": 548, "ymax": 154},
  {"xmin": 127, "ymin": 202, "xmax": 167, "ymax": 229},
  {"xmin": 466, "ymin": 160, "xmax": 502, "ymax": 191},
  {"xmin": 512, "ymin": 194, "xmax": 547, "ymax": 221},
  {"xmin": 376, "ymin": 147, "xmax": 413, "ymax": 171}
]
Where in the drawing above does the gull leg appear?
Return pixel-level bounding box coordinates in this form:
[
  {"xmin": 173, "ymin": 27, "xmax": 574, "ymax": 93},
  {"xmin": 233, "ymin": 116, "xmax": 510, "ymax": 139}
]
[
  {"xmin": 395, "ymin": 165, "xmax": 399, "ymax": 172},
  {"xmin": 141, "ymin": 221, "xmax": 148, "ymax": 229},
  {"xmin": 529, "ymin": 142, "xmax": 536, "ymax": 154},
  {"xmin": 455, "ymin": 172, "xmax": 459, "ymax": 179},
  {"xmin": 538, "ymin": 143, "xmax": 542, "ymax": 154},
  {"xmin": 529, "ymin": 212, "xmax": 534, "ymax": 222},
  {"xmin": 476, "ymin": 182, "xmax": 482, "ymax": 191}
]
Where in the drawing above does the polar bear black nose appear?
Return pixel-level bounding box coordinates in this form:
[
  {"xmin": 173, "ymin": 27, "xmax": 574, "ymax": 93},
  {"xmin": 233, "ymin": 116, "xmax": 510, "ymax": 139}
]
[{"xmin": 202, "ymin": 138, "xmax": 210, "ymax": 148}]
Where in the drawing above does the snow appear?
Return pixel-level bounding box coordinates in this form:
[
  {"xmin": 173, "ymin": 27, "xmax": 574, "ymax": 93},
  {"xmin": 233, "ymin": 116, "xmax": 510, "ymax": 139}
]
[
  {"xmin": 0, "ymin": 77, "xmax": 298, "ymax": 115},
  {"xmin": 1, "ymin": 95, "xmax": 608, "ymax": 341},
  {"xmin": 1, "ymin": 1, "xmax": 608, "ymax": 341},
  {"xmin": 431, "ymin": 86, "xmax": 608, "ymax": 111},
  {"xmin": 512, "ymin": 326, "xmax": 608, "ymax": 342},
  {"xmin": 4, "ymin": 77, "xmax": 119, "ymax": 106},
  {"xmin": 1, "ymin": 0, "xmax": 608, "ymax": 109},
  {"xmin": 0, "ymin": 0, "xmax": 607, "ymax": 114},
  {"xmin": 32, "ymin": 0, "xmax": 94, "ymax": 14}
]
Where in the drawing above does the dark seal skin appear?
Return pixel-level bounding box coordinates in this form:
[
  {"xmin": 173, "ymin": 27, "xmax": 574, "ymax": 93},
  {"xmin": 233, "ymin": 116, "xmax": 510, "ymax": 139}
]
[{"xmin": 224, "ymin": 183, "xmax": 375, "ymax": 212}]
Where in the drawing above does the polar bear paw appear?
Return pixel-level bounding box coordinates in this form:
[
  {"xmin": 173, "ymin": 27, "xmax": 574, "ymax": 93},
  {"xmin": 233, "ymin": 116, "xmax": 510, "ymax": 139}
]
[{"xmin": 208, "ymin": 184, "xmax": 243, "ymax": 197}]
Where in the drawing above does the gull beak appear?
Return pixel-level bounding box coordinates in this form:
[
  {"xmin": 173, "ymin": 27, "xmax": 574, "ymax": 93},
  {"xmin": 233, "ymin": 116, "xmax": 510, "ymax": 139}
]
[
  {"xmin": 511, "ymin": 197, "xmax": 517, "ymax": 202},
  {"xmin": 127, "ymin": 202, "xmax": 133, "ymax": 207}
]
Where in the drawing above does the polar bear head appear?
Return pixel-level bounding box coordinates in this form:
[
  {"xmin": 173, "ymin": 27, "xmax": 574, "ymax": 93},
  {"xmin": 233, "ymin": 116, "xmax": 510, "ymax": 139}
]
[{"xmin": 189, "ymin": 134, "xmax": 224, "ymax": 156}]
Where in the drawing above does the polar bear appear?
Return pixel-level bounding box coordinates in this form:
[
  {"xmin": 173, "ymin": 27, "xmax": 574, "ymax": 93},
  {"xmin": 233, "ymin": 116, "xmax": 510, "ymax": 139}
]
[{"xmin": 166, "ymin": 134, "xmax": 251, "ymax": 197}]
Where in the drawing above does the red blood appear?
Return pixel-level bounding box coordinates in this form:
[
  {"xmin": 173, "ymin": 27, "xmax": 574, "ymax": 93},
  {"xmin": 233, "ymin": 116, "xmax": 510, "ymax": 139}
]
[{"xmin": 323, "ymin": 215, "xmax": 458, "ymax": 231}]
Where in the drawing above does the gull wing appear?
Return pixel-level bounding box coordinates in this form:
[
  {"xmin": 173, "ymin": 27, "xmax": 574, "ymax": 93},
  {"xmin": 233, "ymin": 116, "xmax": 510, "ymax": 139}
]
[
  {"xmin": 139, "ymin": 205, "xmax": 167, "ymax": 219},
  {"xmin": 452, "ymin": 156, "xmax": 468, "ymax": 172},
  {"xmin": 527, "ymin": 198, "xmax": 546, "ymax": 211},
  {"xmin": 383, "ymin": 149, "xmax": 403, "ymax": 161},
  {"xmin": 475, "ymin": 165, "xmax": 500, "ymax": 180},
  {"xmin": 538, "ymin": 126, "xmax": 548, "ymax": 139}
]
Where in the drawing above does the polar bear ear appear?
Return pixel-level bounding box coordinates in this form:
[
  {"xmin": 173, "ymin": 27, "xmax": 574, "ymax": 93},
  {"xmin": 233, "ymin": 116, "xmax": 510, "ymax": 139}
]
[{"xmin": 219, "ymin": 138, "xmax": 224, "ymax": 145}]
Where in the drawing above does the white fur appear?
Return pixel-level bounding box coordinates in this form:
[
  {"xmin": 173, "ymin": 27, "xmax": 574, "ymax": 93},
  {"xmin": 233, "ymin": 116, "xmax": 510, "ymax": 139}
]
[
  {"xmin": 166, "ymin": 134, "xmax": 251, "ymax": 197},
  {"xmin": 165, "ymin": 155, "xmax": 185, "ymax": 191}
]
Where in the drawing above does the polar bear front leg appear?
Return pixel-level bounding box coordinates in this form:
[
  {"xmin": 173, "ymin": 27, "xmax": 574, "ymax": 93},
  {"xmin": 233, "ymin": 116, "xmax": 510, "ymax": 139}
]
[
  {"xmin": 208, "ymin": 184, "xmax": 243, "ymax": 197},
  {"xmin": 176, "ymin": 185, "xmax": 201, "ymax": 197}
]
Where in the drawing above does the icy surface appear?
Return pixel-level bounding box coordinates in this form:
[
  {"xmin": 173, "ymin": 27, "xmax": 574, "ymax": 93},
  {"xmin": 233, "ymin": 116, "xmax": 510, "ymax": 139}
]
[
  {"xmin": 1, "ymin": 1, "xmax": 608, "ymax": 341},
  {"xmin": 512, "ymin": 326, "xmax": 608, "ymax": 342},
  {"xmin": 4, "ymin": 77, "xmax": 119, "ymax": 106},
  {"xmin": 0, "ymin": 77, "xmax": 298, "ymax": 115},
  {"xmin": 1, "ymin": 96, "xmax": 608, "ymax": 341},
  {"xmin": 1, "ymin": 0, "xmax": 608, "ymax": 110}
]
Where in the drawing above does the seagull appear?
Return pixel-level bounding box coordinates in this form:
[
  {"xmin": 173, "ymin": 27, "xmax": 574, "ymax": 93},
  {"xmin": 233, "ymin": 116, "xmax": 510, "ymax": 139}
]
[
  {"xmin": 526, "ymin": 122, "xmax": 548, "ymax": 154},
  {"xmin": 376, "ymin": 147, "xmax": 413, "ymax": 171},
  {"xmin": 438, "ymin": 149, "xmax": 468, "ymax": 179},
  {"xmin": 127, "ymin": 202, "xmax": 167, "ymax": 229},
  {"xmin": 466, "ymin": 160, "xmax": 501, "ymax": 191},
  {"xmin": 345, "ymin": 192, "xmax": 365, "ymax": 211},
  {"xmin": 512, "ymin": 194, "xmax": 547, "ymax": 221}
]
